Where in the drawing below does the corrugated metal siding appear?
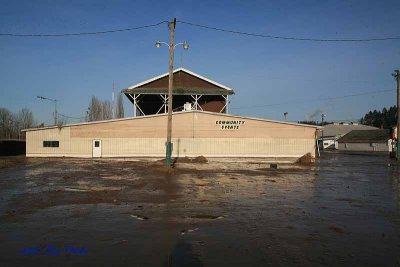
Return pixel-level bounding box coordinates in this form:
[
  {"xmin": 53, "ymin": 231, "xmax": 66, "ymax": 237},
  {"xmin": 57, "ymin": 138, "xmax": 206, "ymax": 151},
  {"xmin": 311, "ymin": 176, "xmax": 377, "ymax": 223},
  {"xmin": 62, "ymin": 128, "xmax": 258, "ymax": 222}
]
[
  {"xmin": 27, "ymin": 128, "xmax": 92, "ymax": 157},
  {"xmin": 338, "ymin": 142, "xmax": 389, "ymax": 152},
  {"xmin": 27, "ymin": 127, "xmax": 71, "ymax": 156},
  {"xmin": 26, "ymin": 112, "xmax": 317, "ymax": 158},
  {"xmin": 27, "ymin": 136, "xmax": 315, "ymax": 158}
]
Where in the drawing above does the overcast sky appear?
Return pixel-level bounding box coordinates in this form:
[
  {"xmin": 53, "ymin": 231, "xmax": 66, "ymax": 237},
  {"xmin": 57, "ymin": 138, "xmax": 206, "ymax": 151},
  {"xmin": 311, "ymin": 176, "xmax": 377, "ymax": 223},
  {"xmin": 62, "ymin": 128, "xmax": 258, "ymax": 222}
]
[{"xmin": 0, "ymin": 0, "xmax": 399, "ymax": 125}]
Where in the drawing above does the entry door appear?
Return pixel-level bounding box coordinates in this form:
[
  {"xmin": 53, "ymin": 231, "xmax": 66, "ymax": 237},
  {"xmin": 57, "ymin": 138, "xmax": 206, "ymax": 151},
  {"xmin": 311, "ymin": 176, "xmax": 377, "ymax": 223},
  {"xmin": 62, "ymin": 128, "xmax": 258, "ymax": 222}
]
[{"xmin": 92, "ymin": 140, "xmax": 102, "ymax": 158}]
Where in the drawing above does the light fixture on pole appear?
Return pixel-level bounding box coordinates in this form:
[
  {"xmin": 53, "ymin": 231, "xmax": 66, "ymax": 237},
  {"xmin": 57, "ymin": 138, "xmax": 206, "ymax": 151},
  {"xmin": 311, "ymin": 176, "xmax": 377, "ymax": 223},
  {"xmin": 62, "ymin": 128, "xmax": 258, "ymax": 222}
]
[
  {"xmin": 155, "ymin": 40, "xmax": 189, "ymax": 50},
  {"xmin": 37, "ymin": 95, "xmax": 58, "ymax": 125},
  {"xmin": 155, "ymin": 18, "xmax": 189, "ymax": 167}
]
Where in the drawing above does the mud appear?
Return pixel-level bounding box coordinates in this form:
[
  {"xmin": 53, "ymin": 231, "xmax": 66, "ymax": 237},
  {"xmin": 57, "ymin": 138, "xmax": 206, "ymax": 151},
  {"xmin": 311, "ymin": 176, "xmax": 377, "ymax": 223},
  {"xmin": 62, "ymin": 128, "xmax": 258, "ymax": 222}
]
[
  {"xmin": 0, "ymin": 156, "xmax": 27, "ymax": 169},
  {"xmin": 0, "ymin": 152, "xmax": 399, "ymax": 266}
]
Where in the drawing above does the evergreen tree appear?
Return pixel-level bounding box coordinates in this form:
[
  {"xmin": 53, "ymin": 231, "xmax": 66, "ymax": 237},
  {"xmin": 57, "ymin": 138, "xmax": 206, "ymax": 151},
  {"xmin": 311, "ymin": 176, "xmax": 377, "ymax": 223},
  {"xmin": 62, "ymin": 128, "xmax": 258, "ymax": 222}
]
[{"xmin": 360, "ymin": 106, "xmax": 397, "ymax": 129}]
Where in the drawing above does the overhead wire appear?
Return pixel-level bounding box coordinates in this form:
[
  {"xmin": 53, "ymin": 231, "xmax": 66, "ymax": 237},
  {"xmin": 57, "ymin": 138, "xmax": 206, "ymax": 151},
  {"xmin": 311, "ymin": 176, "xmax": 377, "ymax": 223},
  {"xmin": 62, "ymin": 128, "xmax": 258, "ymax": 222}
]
[
  {"xmin": 0, "ymin": 21, "xmax": 168, "ymax": 37},
  {"xmin": 1, "ymin": 19, "xmax": 399, "ymax": 42},
  {"xmin": 57, "ymin": 113, "xmax": 85, "ymax": 120},
  {"xmin": 177, "ymin": 20, "xmax": 400, "ymax": 42},
  {"xmin": 230, "ymin": 89, "xmax": 396, "ymax": 110}
]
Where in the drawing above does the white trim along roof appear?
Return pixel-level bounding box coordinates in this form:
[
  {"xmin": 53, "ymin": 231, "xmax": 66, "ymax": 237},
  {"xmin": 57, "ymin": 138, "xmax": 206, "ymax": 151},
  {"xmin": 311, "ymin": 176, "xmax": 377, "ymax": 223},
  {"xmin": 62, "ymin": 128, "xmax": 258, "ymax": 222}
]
[
  {"xmin": 22, "ymin": 110, "xmax": 321, "ymax": 132},
  {"xmin": 126, "ymin": 68, "xmax": 234, "ymax": 92}
]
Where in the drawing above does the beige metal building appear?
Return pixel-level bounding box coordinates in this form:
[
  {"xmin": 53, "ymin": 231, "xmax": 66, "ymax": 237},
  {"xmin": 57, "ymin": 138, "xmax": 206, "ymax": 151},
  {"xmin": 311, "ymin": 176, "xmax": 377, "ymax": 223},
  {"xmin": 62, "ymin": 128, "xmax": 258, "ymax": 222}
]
[
  {"xmin": 23, "ymin": 111, "xmax": 319, "ymax": 160},
  {"xmin": 337, "ymin": 129, "xmax": 392, "ymax": 152}
]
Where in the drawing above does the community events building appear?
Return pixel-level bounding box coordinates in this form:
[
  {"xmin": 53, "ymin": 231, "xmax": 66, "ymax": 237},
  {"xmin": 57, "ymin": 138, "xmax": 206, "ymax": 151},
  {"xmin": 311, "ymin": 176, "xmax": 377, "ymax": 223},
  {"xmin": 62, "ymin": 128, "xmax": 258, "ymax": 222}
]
[{"xmin": 23, "ymin": 69, "xmax": 320, "ymax": 161}]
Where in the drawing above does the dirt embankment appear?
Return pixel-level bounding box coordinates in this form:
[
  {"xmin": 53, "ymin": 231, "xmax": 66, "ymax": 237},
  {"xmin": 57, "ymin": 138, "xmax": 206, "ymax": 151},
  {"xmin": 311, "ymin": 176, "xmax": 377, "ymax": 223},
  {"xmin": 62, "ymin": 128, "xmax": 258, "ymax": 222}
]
[{"xmin": 295, "ymin": 153, "xmax": 315, "ymax": 165}]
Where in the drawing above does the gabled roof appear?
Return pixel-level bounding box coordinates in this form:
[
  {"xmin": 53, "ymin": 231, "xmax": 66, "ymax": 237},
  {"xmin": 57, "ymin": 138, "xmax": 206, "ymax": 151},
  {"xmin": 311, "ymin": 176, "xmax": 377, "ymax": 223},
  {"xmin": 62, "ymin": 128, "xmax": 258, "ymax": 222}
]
[
  {"xmin": 337, "ymin": 129, "xmax": 390, "ymax": 143},
  {"xmin": 121, "ymin": 68, "xmax": 235, "ymax": 95},
  {"xmin": 319, "ymin": 123, "xmax": 378, "ymax": 138}
]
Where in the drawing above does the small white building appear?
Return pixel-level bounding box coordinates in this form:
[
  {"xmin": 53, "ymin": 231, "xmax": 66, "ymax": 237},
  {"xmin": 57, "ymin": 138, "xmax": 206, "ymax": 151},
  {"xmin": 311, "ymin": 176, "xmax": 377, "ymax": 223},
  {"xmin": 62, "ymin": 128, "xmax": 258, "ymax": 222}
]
[
  {"xmin": 337, "ymin": 129, "xmax": 392, "ymax": 152},
  {"xmin": 319, "ymin": 123, "xmax": 378, "ymax": 149}
]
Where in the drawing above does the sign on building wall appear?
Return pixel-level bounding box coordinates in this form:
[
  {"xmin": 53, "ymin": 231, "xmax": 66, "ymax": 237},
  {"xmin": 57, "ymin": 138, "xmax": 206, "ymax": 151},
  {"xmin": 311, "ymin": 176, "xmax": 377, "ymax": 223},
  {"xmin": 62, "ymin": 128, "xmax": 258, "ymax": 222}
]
[{"xmin": 215, "ymin": 120, "xmax": 245, "ymax": 130}]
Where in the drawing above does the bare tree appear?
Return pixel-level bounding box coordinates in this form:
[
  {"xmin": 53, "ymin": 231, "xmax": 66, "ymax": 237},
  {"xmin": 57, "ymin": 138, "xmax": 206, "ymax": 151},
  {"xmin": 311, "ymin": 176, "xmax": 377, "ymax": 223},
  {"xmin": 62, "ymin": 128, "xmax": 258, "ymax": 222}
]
[
  {"xmin": 87, "ymin": 96, "xmax": 101, "ymax": 122},
  {"xmin": 17, "ymin": 108, "xmax": 35, "ymax": 129},
  {"xmin": 116, "ymin": 94, "xmax": 124, "ymax": 118},
  {"xmin": 87, "ymin": 96, "xmax": 114, "ymax": 121},
  {"xmin": 0, "ymin": 107, "xmax": 36, "ymax": 139},
  {"xmin": 0, "ymin": 108, "xmax": 15, "ymax": 139},
  {"xmin": 102, "ymin": 100, "xmax": 113, "ymax": 120},
  {"xmin": 16, "ymin": 108, "xmax": 35, "ymax": 139}
]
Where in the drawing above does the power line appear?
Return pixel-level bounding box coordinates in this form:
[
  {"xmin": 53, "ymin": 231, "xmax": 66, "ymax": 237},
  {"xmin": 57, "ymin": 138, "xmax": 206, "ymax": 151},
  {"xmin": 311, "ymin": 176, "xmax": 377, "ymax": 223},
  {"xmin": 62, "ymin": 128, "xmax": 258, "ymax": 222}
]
[
  {"xmin": 231, "ymin": 89, "xmax": 396, "ymax": 110},
  {"xmin": 2, "ymin": 19, "xmax": 398, "ymax": 42},
  {"xmin": 177, "ymin": 20, "xmax": 400, "ymax": 42},
  {"xmin": 57, "ymin": 113, "xmax": 85, "ymax": 120},
  {"xmin": 0, "ymin": 21, "xmax": 168, "ymax": 37}
]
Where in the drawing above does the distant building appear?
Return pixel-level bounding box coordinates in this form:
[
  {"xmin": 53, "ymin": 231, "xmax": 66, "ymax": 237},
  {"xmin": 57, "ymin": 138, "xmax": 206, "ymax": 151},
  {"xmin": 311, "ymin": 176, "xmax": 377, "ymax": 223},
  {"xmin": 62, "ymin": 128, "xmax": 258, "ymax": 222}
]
[
  {"xmin": 319, "ymin": 123, "xmax": 378, "ymax": 149},
  {"xmin": 337, "ymin": 129, "xmax": 392, "ymax": 152}
]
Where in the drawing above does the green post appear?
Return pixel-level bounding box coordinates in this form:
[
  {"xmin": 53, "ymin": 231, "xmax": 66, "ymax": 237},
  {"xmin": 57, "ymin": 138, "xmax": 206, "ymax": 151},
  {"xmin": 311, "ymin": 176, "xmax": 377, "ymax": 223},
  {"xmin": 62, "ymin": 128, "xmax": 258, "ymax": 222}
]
[
  {"xmin": 397, "ymin": 140, "xmax": 400, "ymax": 160},
  {"xmin": 166, "ymin": 142, "xmax": 172, "ymax": 167}
]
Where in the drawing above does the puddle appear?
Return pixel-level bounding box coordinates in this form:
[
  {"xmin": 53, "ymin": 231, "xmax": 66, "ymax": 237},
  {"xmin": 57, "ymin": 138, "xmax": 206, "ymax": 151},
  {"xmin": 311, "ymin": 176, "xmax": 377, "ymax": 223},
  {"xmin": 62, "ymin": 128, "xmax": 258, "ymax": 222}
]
[
  {"xmin": 165, "ymin": 240, "xmax": 203, "ymax": 267},
  {"xmin": 188, "ymin": 215, "xmax": 224, "ymax": 220},
  {"xmin": 130, "ymin": 214, "xmax": 149, "ymax": 220}
]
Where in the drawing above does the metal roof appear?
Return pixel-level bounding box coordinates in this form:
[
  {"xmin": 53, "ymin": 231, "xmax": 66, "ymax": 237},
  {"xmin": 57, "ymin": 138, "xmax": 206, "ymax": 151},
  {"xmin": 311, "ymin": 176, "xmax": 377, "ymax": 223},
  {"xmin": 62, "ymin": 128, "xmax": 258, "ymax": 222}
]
[
  {"xmin": 121, "ymin": 68, "xmax": 234, "ymax": 95},
  {"xmin": 122, "ymin": 87, "xmax": 234, "ymax": 95},
  {"xmin": 319, "ymin": 123, "xmax": 378, "ymax": 138},
  {"xmin": 337, "ymin": 129, "xmax": 390, "ymax": 143}
]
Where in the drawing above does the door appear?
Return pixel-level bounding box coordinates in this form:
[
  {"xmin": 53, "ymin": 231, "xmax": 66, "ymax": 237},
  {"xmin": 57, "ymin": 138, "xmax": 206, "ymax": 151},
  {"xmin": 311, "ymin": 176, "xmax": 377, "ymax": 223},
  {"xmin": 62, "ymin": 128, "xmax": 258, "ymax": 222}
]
[{"xmin": 92, "ymin": 140, "xmax": 102, "ymax": 158}]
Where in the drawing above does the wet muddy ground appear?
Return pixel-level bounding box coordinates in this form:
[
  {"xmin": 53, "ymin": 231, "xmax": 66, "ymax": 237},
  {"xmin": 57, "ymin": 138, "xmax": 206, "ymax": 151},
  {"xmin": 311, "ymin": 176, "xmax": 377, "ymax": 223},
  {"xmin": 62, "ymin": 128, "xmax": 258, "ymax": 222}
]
[{"xmin": 0, "ymin": 152, "xmax": 399, "ymax": 266}]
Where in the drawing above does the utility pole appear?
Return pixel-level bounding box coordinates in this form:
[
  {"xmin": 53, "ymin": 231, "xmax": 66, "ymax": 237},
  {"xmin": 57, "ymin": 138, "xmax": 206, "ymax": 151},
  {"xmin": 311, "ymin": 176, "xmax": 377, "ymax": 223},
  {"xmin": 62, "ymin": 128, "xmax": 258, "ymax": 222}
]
[
  {"xmin": 55, "ymin": 100, "xmax": 57, "ymax": 125},
  {"xmin": 393, "ymin": 70, "xmax": 400, "ymax": 160},
  {"xmin": 166, "ymin": 18, "xmax": 176, "ymax": 167},
  {"xmin": 321, "ymin": 113, "xmax": 325, "ymax": 151},
  {"xmin": 155, "ymin": 18, "xmax": 188, "ymax": 167},
  {"xmin": 112, "ymin": 82, "xmax": 115, "ymax": 119}
]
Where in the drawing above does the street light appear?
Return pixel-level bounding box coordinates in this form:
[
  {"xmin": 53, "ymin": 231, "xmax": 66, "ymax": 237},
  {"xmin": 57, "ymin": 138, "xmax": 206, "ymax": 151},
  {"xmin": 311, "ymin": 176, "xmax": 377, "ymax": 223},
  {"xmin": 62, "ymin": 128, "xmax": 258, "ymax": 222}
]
[
  {"xmin": 155, "ymin": 40, "xmax": 189, "ymax": 50},
  {"xmin": 37, "ymin": 95, "xmax": 58, "ymax": 125},
  {"xmin": 155, "ymin": 18, "xmax": 189, "ymax": 167}
]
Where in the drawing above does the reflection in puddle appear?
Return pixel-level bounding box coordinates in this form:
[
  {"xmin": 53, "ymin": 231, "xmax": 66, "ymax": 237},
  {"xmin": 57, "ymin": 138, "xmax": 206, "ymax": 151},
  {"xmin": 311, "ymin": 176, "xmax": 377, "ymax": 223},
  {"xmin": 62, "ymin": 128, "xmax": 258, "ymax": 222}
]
[{"xmin": 165, "ymin": 239, "xmax": 203, "ymax": 267}]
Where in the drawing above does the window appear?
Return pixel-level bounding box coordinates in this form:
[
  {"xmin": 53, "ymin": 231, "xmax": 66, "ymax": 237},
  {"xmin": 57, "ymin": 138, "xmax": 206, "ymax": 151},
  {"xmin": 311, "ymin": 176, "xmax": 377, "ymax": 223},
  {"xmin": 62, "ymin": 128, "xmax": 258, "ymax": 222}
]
[
  {"xmin": 94, "ymin": 141, "xmax": 100, "ymax": 147},
  {"xmin": 43, "ymin": 141, "xmax": 59, "ymax": 147}
]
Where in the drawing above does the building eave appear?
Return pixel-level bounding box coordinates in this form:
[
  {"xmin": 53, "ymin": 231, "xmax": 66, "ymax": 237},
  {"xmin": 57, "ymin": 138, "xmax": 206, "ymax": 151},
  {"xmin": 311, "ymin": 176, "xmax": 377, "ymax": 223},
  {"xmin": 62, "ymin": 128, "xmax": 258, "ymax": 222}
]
[
  {"xmin": 23, "ymin": 110, "xmax": 321, "ymax": 132},
  {"xmin": 124, "ymin": 68, "xmax": 235, "ymax": 92},
  {"xmin": 121, "ymin": 87, "xmax": 235, "ymax": 96}
]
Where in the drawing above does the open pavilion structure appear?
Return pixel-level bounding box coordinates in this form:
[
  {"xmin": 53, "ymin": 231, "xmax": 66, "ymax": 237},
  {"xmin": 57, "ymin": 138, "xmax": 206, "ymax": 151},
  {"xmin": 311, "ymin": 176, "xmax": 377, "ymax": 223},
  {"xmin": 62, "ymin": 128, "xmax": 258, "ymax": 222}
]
[{"xmin": 121, "ymin": 68, "xmax": 235, "ymax": 116}]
